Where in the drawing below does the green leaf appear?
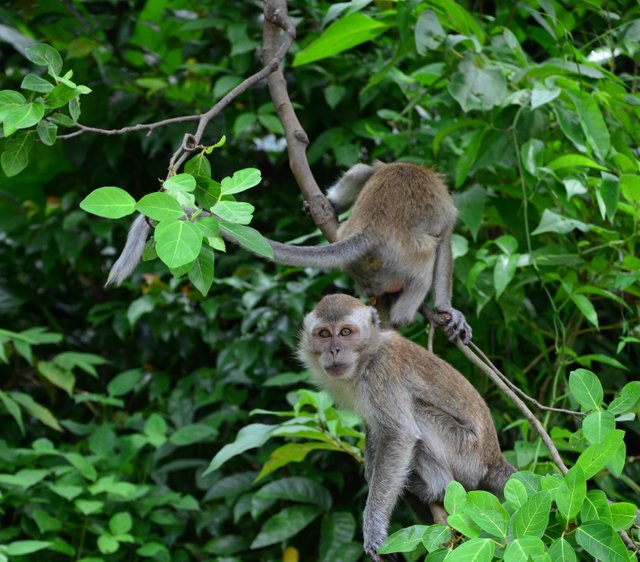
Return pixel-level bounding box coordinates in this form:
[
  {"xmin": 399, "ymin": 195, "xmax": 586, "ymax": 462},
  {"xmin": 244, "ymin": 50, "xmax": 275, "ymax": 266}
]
[
  {"xmin": 444, "ymin": 481, "xmax": 466, "ymax": 514},
  {"xmin": 466, "ymin": 490, "xmax": 509, "ymax": 538},
  {"xmin": 163, "ymin": 173, "xmax": 196, "ymax": 193},
  {"xmin": 531, "ymin": 82, "xmax": 560, "ymax": 109},
  {"xmin": 620, "ymin": 174, "xmax": 640, "ymax": 205},
  {"xmin": 2, "ymin": 131, "xmax": 34, "ymax": 177},
  {"xmin": 0, "ymin": 390, "xmax": 24, "ymax": 432},
  {"xmin": 250, "ymin": 505, "xmax": 322, "ymax": 548},
  {"xmin": 220, "ymin": 168, "xmax": 262, "ymax": 195},
  {"xmin": 608, "ymin": 381, "xmax": 640, "ymax": 414},
  {"xmin": 547, "ymin": 154, "xmax": 608, "ymax": 171},
  {"xmin": 194, "ymin": 176, "xmax": 221, "ymax": 209},
  {"xmin": 169, "ymin": 423, "xmax": 217, "ymax": 446},
  {"xmin": 548, "ymin": 538, "xmax": 576, "ymax": 562},
  {"xmin": 256, "ymin": 477, "xmax": 332, "ymax": 510},
  {"xmin": 448, "ymin": 55, "xmax": 508, "ymax": 113},
  {"xmin": 204, "ymin": 423, "xmax": 275, "ymax": 474},
  {"xmin": 97, "ymin": 534, "xmax": 119, "ymax": 554},
  {"xmin": 531, "ymin": 209, "xmax": 590, "ymax": 235},
  {"xmin": 444, "ymin": 538, "xmax": 494, "ymax": 561},
  {"xmin": 447, "ymin": 512, "xmax": 481, "ymax": 538},
  {"xmin": 80, "ymin": 187, "xmax": 136, "ymax": 219},
  {"xmin": 184, "ymin": 153, "xmax": 211, "ymax": 178},
  {"xmin": 144, "ymin": 413, "xmax": 167, "ymax": 447},
  {"xmin": 609, "ymin": 502, "xmax": 638, "ymax": 531},
  {"xmin": 109, "ymin": 512, "xmax": 132, "ymax": 535},
  {"xmin": 188, "ymin": 246, "xmax": 215, "ymax": 296},
  {"xmin": 555, "ymin": 465, "xmax": 586, "ymax": 520},
  {"xmin": 154, "ymin": 220, "xmax": 202, "ymax": 268},
  {"xmin": 452, "ymin": 185, "xmax": 486, "ymax": 241},
  {"xmin": 136, "ymin": 192, "xmax": 185, "ymax": 222},
  {"xmin": 0, "ymin": 468, "xmax": 49, "ymax": 488},
  {"xmin": 583, "ymin": 410, "xmax": 615, "ymax": 444},
  {"xmin": 417, "ymin": 525, "xmax": 449, "ymax": 553},
  {"xmin": 494, "ymin": 254, "xmax": 519, "ymax": 298},
  {"xmin": 454, "ymin": 128, "xmax": 485, "ymax": 187},
  {"xmin": 504, "ymin": 537, "xmax": 545, "ymax": 562},
  {"xmin": 219, "ymin": 221, "xmax": 273, "ymax": 259},
  {"xmin": 576, "ymin": 429, "xmax": 625, "ymax": 478},
  {"xmin": 21, "ymin": 73, "xmax": 54, "ymax": 93},
  {"xmin": 293, "ymin": 13, "xmax": 389, "ymax": 67},
  {"xmin": 415, "ymin": 10, "xmax": 445, "ymax": 54},
  {"xmin": 567, "ymin": 91, "xmax": 610, "ymax": 160},
  {"xmin": 64, "ymin": 452, "xmax": 97, "ymax": 480},
  {"xmin": 320, "ymin": 511, "xmax": 356, "ymax": 560},
  {"xmin": 575, "ymin": 520, "xmax": 629, "ymax": 562},
  {"xmin": 38, "ymin": 361, "xmax": 75, "ymax": 396},
  {"xmin": 512, "ymin": 490, "xmax": 551, "ymax": 539},
  {"xmin": 257, "ymin": 442, "xmax": 338, "ymax": 480},
  {"xmin": 378, "ymin": 525, "xmax": 429, "ymax": 554},
  {"xmin": 569, "ymin": 369, "xmax": 603, "ymax": 411},
  {"xmin": 2, "ymin": 101, "xmax": 45, "ymax": 135},
  {"xmin": 570, "ymin": 294, "xmax": 599, "ymax": 329},
  {"xmin": 5, "ymin": 541, "xmax": 52, "ymax": 556},
  {"xmin": 11, "ymin": 392, "xmax": 62, "ymax": 431},
  {"xmin": 25, "ymin": 43, "xmax": 63, "ymax": 74},
  {"xmin": 37, "ymin": 119, "xmax": 57, "ymax": 146},
  {"xmin": 504, "ymin": 477, "xmax": 529, "ymax": 509},
  {"xmin": 212, "ymin": 200, "xmax": 255, "ymax": 224}
]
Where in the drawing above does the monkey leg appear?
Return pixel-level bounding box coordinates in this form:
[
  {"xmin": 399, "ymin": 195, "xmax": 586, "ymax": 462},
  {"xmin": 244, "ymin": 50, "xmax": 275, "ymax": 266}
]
[{"xmin": 428, "ymin": 502, "xmax": 448, "ymax": 525}]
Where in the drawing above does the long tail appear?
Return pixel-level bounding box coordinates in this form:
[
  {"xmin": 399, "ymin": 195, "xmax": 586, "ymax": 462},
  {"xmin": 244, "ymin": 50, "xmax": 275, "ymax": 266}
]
[
  {"xmin": 106, "ymin": 214, "xmax": 150, "ymax": 286},
  {"xmin": 220, "ymin": 228, "xmax": 373, "ymax": 270},
  {"xmin": 269, "ymin": 231, "xmax": 372, "ymax": 269}
]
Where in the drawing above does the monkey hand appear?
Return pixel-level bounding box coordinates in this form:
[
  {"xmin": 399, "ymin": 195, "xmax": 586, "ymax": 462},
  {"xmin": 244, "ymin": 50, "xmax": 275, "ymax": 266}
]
[
  {"xmin": 364, "ymin": 529, "xmax": 398, "ymax": 562},
  {"xmin": 435, "ymin": 305, "xmax": 472, "ymax": 344}
]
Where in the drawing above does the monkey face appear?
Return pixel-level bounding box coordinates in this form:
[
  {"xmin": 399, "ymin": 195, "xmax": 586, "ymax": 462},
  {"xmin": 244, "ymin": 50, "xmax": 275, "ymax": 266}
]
[{"xmin": 298, "ymin": 294, "xmax": 380, "ymax": 380}]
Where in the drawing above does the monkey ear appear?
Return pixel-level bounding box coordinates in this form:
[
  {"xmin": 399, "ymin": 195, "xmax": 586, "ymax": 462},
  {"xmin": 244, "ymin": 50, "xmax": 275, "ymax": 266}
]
[{"xmin": 369, "ymin": 307, "xmax": 380, "ymax": 326}]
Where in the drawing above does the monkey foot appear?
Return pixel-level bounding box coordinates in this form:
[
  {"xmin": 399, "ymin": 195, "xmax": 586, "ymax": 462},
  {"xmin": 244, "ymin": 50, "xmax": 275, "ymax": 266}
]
[{"xmin": 423, "ymin": 306, "xmax": 472, "ymax": 344}]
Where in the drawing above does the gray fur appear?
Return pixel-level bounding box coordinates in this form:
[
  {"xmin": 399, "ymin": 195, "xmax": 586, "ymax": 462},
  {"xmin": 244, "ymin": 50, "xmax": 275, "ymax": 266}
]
[
  {"xmin": 105, "ymin": 214, "xmax": 150, "ymax": 286},
  {"xmin": 298, "ymin": 295, "xmax": 513, "ymax": 561}
]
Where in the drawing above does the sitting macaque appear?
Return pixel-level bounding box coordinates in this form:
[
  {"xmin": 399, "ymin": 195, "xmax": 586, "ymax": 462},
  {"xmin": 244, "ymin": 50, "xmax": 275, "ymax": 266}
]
[{"xmin": 298, "ymin": 294, "xmax": 513, "ymax": 561}]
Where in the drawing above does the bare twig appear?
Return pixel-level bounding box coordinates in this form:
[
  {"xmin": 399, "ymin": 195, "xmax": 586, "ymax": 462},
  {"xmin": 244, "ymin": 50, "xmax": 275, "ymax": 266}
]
[{"xmin": 262, "ymin": 0, "xmax": 339, "ymax": 241}]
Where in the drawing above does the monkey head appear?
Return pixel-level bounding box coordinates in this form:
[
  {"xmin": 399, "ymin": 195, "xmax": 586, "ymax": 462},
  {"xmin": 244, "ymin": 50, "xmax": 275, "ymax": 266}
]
[{"xmin": 298, "ymin": 294, "xmax": 380, "ymax": 379}]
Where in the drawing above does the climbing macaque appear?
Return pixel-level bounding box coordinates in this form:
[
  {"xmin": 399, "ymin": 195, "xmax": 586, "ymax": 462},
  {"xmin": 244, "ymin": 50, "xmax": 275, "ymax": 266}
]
[
  {"xmin": 298, "ymin": 294, "xmax": 513, "ymax": 561},
  {"xmin": 107, "ymin": 162, "xmax": 471, "ymax": 342}
]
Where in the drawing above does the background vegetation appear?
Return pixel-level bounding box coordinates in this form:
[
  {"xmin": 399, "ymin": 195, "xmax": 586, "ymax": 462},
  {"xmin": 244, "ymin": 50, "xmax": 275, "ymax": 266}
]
[{"xmin": 0, "ymin": 0, "xmax": 638, "ymax": 560}]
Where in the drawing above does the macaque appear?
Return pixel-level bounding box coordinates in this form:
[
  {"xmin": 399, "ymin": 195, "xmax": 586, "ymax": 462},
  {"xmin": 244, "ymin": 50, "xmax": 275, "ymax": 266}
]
[
  {"xmin": 107, "ymin": 161, "xmax": 471, "ymax": 342},
  {"xmin": 298, "ymin": 294, "xmax": 514, "ymax": 561}
]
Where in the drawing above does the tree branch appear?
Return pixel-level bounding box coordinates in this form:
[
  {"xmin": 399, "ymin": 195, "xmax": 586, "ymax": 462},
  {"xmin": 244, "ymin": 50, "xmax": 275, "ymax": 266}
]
[{"xmin": 262, "ymin": 0, "xmax": 339, "ymax": 241}]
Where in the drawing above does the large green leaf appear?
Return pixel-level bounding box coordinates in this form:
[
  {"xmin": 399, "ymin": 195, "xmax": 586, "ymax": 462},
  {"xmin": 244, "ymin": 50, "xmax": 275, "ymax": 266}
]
[
  {"xmin": 154, "ymin": 220, "xmax": 202, "ymax": 268},
  {"xmin": 220, "ymin": 168, "xmax": 262, "ymax": 195},
  {"xmin": 555, "ymin": 465, "xmax": 586, "ymax": 520},
  {"xmin": 568, "ymin": 368, "xmax": 603, "ymax": 411},
  {"xmin": 219, "ymin": 221, "xmax": 273, "ymax": 259},
  {"xmin": 608, "ymin": 381, "xmax": 640, "ymax": 414},
  {"xmin": 136, "ymin": 193, "xmax": 185, "ymax": 222},
  {"xmin": 504, "ymin": 537, "xmax": 545, "ymax": 562},
  {"xmin": 582, "ymin": 410, "xmax": 615, "ymax": 444},
  {"xmin": 570, "ymin": 294, "xmax": 599, "ymax": 329},
  {"xmin": 204, "ymin": 423, "xmax": 275, "ymax": 474},
  {"xmin": 567, "ymin": 90, "xmax": 610, "ymax": 160},
  {"xmin": 575, "ymin": 520, "xmax": 629, "ymax": 562},
  {"xmin": 512, "ymin": 490, "xmax": 551, "ymax": 539},
  {"xmin": 79, "ymin": 187, "xmax": 136, "ymax": 219},
  {"xmin": 293, "ymin": 13, "xmax": 389, "ymax": 66},
  {"xmin": 548, "ymin": 538, "xmax": 577, "ymax": 562},
  {"xmin": 188, "ymin": 246, "xmax": 215, "ymax": 296},
  {"xmin": 250, "ymin": 505, "xmax": 322, "ymax": 548},
  {"xmin": 1, "ymin": 131, "xmax": 34, "ymax": 177},
  {"xmin": 212, "ymin": 201, "xmax": 255, "ymax": 224},
  {"xmin": 531, "ymin": 209, "xmax": 590, "ymax": 235},
  {"xmin": 378, "ymin": 525, "xmax": 429, "ymax": 554},
  {"xmin": 444, "ymin": 538, "xmax": 494, "ymax": 561},
  {"xmin": 576, "ymin": 429, "xmax": 625, "ymax": 478},
  {"xmin": 448, "ymin": 55, "xmax": 508, "ymax": 112},
  {"xmin": 25, "ymin": 43, "xmax": 63, "ymax": 74},
  {"xmin": 444, "ymin": 481, "xmax": 467, "ymax": 514},
  {"xmin": 466, "ymin": 490, "xmax": 509, "ymax": 538},
  {"xmin": 255, "ymin": 477, "xmax": 332, "ymax": 510}
]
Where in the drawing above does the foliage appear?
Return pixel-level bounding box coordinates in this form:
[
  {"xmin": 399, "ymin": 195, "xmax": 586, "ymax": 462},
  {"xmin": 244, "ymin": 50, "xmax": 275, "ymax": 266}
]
[{"xmin": 0, "ymin": 0, "xmax": 639, "ymax": 561}]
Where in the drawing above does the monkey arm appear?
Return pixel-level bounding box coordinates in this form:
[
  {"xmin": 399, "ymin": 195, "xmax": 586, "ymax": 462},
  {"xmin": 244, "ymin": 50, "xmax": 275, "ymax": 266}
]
[
  {"xmin": 326, "ymin": 162, "xmax": 381, "ymax": 213},
  {"xmin": 431, "ymin": 230, "xmax": 472, "ymax": 343},
  {"xmin": 363, "ymin": 429, "xmax": 417, "ymax": 561}
]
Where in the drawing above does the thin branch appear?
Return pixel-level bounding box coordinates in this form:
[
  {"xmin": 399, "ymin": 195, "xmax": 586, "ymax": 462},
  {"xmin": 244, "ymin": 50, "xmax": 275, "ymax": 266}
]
[
  {"xmin": 57, "ymin": 115, "xmax": 200, "ymax": 140},
  {"xmin": 262, "ymin": 0, "xmax": 339, "ymax": 241}
]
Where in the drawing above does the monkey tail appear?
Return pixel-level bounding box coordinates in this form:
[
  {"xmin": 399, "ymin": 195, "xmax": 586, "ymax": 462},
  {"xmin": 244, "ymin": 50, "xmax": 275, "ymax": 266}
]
[
  {"xmin": 268, "ymin": 232, "xmax": 372, "ymax": 269},
  {"xmin": 105, "ymin": 214, "xmax": 151, "ymax": 286}
]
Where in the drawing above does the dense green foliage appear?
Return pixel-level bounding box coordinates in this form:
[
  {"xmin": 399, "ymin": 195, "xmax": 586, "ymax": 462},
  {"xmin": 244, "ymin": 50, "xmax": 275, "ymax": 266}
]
[{"xmin": 0, "ymin": 0, "xmax": 638, "ymax": 560}]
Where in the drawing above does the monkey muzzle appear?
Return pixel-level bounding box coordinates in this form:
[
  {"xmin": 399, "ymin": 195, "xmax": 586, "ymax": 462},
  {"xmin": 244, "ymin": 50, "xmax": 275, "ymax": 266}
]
[{"xmin": 324, "ymin": 362, "xmax": 349, "ymax": 376}]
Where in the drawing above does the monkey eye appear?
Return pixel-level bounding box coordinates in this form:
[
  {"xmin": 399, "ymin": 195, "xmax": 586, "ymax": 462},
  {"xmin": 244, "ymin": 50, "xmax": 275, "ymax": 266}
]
[
  {"xmin": 318, "ymin": 329, "xmax": 331, "ymax": 338},
  {"xmin": 339, "ymin": 328, "xmax": 352, "ymax": 336}
]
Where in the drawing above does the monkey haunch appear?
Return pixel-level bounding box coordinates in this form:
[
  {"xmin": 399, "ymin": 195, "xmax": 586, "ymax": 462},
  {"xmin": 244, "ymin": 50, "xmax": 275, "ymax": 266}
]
[
  {"xmin": 272, "ymin": 162, "xmax": 472, "ymax": 343},
  {"xmin": 298, "ymin": 294, "xmax": 514, "ymax": 562}
]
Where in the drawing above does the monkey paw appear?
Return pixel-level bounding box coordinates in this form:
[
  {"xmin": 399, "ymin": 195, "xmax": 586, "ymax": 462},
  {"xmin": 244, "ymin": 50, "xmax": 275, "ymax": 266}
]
[{"xmin": 436, "ymin": 306, "xmax": 472, "ymax": 344}]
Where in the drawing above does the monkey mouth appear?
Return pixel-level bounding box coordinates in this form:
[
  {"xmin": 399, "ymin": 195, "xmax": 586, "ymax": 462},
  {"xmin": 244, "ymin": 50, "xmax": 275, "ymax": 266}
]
[{"xmin": 325, "ymin": 363, "xmax": 350, "ymax": 376}]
